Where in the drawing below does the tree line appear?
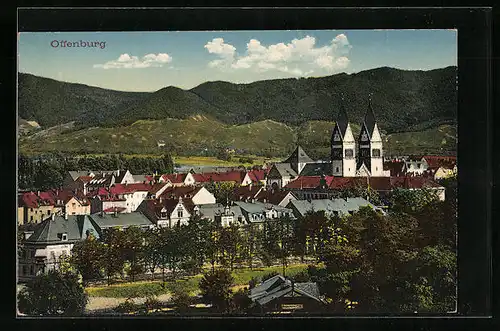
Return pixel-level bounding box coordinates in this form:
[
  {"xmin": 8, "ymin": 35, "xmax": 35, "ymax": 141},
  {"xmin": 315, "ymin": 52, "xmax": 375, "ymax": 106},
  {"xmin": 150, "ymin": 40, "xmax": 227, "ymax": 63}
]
[{"xmin": 18, "ymin": 152, "xmax": 174, "ymax": 191}]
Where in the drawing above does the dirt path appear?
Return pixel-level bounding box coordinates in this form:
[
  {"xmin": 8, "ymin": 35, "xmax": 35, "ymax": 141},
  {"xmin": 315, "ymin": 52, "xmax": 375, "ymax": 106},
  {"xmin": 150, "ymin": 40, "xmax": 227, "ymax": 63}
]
[{"xmin": 86, "ymin": 293, "xmax": 172, "ymax": 312}]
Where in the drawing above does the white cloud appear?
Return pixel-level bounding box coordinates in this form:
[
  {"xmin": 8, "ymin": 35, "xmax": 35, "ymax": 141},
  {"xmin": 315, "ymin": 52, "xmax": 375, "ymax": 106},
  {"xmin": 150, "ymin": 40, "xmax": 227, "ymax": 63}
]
[
  {"xmin": 94, "ymin": 52, "xmax": 172, "ymax": 69},
  {"xmin": 204, "ymin": 34, "xmax": 352, "ymax": 77}
]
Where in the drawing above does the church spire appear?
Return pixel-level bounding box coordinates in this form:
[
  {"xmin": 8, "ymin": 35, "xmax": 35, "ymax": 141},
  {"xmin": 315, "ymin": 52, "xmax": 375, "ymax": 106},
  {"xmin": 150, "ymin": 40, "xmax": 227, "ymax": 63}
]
[
  {"xmin": 363, "ymin": 93, "xmax": 377, "ymax": 138},
  {"xmin": 335, "ymin": 93, "xmax": 349, "ymax": 138}
]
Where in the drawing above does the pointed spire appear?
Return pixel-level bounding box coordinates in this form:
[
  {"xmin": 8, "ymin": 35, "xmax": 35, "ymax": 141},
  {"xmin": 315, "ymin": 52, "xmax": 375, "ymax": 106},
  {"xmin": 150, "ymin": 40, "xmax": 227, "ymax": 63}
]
[
  {"xmin": 335, "ymin": 93, "xmax": 349, "ymax": 138},
  {"xmin": 363, "ymin": 93, "xmax": 377, "ymax": 137}
]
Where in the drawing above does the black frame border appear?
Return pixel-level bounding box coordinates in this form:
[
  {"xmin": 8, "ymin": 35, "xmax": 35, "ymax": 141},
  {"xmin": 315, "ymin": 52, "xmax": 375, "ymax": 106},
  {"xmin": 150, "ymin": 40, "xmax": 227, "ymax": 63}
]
[{"xmin": 4, "ymin": 6, "xmax": 494, "ymax": 331}]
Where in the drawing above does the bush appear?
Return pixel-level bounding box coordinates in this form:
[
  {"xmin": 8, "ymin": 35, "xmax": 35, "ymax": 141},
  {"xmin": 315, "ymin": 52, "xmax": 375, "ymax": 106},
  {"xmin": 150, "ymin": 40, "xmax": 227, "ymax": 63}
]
[
  {"xmin": 231, "ymin": 288, "xmax": 253, "ymax": 313},
  {"xmin": 170, "ymin": 285, "xmax": 194, "ymax": 313},
  {"xmin": 248, "ymin": 276, "xmax": 260, "ymax": 289},
  {"xmin": 261, "ymin": 271, "xmax": 279, "ymax": 282},
  {"xmin": 144, "ymin": 295, "xmax": 162, "ymax": 311},
  {"xmin": 291, "ymin": 270, "xmax": 311, "ymax": 283},
  {"xmin": 114, "ymin": 298, "xmax": 137, "ymax": 314},
  {"xmin": 18, "ymin": 270, "xmax": 88, "ymax": 316},
  {"xmin": 199, "ymin": 268, "xmax": 234, "ymax": 312}
]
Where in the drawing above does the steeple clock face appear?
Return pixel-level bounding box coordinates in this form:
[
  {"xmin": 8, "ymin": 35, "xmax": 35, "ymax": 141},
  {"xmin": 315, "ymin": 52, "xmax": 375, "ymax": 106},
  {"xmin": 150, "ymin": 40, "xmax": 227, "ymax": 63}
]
[
  {"xmin": 333, "ymin": 132, "xmax": 341, "ymax": 141},
  {"xmin": 361, "ymin": 131, "xmax": 369, "ymax": 141}
]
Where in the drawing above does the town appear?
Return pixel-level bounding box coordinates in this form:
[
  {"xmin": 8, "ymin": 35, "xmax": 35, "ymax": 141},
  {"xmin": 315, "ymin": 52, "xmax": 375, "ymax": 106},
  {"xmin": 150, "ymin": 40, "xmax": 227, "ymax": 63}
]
[{"xmin": 17, "ymin": 100, "xmax": 457, "ymax": 315}]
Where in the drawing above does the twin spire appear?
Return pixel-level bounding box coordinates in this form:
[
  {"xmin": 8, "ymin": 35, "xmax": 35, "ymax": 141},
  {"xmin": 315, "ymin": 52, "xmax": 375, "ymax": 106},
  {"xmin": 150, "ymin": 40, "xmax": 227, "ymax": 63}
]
[{"xmin": 334, "ymin": 93, "xmax": 377, "ymax": 140}]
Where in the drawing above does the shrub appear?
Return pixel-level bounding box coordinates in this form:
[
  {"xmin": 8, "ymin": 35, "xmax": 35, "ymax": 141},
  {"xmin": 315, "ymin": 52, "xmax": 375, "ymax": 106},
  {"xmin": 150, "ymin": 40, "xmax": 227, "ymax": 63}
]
[
  {"xmin": 170, "ymin": 285, "xmax": 194, "ymax": 313},
  {"xmin": 199, "ymin": 268, "xmax": 234, "ymax": 312},
  {"xmin": 114, "ymin": 298, "xmax": 137, "ymax": 314},
  {"xmin": 248, "ymin": 276, "xmax": 260, "ymax": 289},
  {"xmin": 291, "ymin": 270, "xmax": 311, "ymax": 283},
  {"xmin": 261, "ymin": 271, "xmax": 279, "ymax": 282},
  {"xmin": 231, "ymin": 288, "xmax": 253, "ymax": 313},
  {"xmin": 144, "ymin": 295, "xmax": 162, "ymax": 311}
]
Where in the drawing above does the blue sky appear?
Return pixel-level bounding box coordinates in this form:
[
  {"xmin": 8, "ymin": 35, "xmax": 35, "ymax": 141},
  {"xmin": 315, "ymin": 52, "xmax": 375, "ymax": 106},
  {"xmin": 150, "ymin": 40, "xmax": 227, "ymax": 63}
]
[{"xmin": 18, "ymin": 30, "xmax": 457, "ymax": 92}]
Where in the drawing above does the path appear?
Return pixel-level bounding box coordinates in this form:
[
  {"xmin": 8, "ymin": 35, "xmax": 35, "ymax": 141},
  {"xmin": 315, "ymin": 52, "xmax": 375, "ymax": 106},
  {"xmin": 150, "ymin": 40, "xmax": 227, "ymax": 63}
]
[{"xmin": 86, "ymin": 293, "xmax": 172, "ymax": 312}]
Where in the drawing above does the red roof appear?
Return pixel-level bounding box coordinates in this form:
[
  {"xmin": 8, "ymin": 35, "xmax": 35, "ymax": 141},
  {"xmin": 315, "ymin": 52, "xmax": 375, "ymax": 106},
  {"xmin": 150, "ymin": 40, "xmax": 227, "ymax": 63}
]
[
  {"xmin": 103, "ymin": 206, "xmax": 127, "ymax": 213},
  {"xmin": 192, "ymin": 173, "xmax": 209, "ymax": 183},
  {"xmin": 160, "ymin": 186, "xmax": 203, "ymax": 200},
  {"xmin": 255, "ymin": 189, "xmax": 293, "ymax": 205},
  {"xmin": 198, "ymin": 171, "xmax": 246, "ymax": 184},
  {"xmin": 285, "ymin": 176, "xmax": 443, "ymax": 191},
  {"xmin": 20, "ymin": 192, "xmax": 40, "ymax": 208},
  {"xmin": 285, "ymin": 176, "xmax": 335, "ymax": 189},
  {"xmin": 77, "ymin": 176, "xmax": 93, "ymax": 183},
  {"xmin": 232, "ymin": 185, "xmax": 263, "ymax": 201},
  {"xmin": 422, "ymin": 155, "xmax": 457, "ymax": 169},
  {"xmin": 162, "ymin": 173, "xmax": 186, "ymax": 184},
  {"xmin": 248, "ymin": 169, "xmax": 266, "ymax": 182}
]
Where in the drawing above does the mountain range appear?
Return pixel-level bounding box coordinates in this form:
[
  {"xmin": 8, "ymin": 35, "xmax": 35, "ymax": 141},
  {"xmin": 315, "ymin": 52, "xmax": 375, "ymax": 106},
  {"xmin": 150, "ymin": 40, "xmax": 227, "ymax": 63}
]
[{"xmin": 18, "ymin": 67, "xmax": 457, "ymax": 157}]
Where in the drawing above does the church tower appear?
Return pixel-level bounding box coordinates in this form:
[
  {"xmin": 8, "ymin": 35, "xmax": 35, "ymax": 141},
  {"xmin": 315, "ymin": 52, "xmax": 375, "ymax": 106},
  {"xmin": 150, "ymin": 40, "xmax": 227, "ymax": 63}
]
[
  {"xmin": 331, "ymin": 96, "xmax": 357, "ymax": 177},
  {"xmin": 357, "ymin": 96, "xmax": 384, "ymax": 176}
]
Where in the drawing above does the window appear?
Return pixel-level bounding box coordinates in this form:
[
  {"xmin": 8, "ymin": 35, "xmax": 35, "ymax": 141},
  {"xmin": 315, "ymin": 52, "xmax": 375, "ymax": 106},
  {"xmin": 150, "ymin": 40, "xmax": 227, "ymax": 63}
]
[
  {"xmin": 30, "ymin": 216, "xmax": 33, "ymax": 222},
  {"xmin": 361, "ymin": 149, "xmax": 370, "ymax": 157},
  {"xmin": 417, "ymin": 163, "xmax": 421, "ymax": 169},
  {"xmin": 62, "ymin": 233, "xmax": 68, "ymax": 241},
  {"xmin": 177, "ymin": 209, "xmax": 183, "ymax": 218},
  {"xmin": 335, "ymin": 167, "xmax": 339, "ymax": 173},
  {"xmin": 345, "ymin": 149, "xmax": 354, "ymax": 158},
  {"xmin": 72, "ymin": 212, "xmax": 76, "ymax": 215},
  {"xmin": 372, "ymin": 149, "xmax": 381, "ymax": 157},
  {"xmin": 376, "ymin": 167, "xmax": 378, "ymax": 171},
  {"xmin": 72, "ymin": 203, "xmax": 76, "ymax": 207},
  {"xmin": 161, "ymin": 212, "xmax": 167, "ymax": 218},
  {"xmin": 30, "ymin": 208, "xmax": 33, "ymax": 212},
  {"xmin": 47, "ymin": 210, "xmax": 51, "ymax": 215}
]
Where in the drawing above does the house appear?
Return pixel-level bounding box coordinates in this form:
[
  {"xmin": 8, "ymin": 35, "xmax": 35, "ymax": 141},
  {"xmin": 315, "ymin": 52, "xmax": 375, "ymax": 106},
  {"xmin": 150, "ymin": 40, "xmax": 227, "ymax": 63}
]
[
  {"xmin": 18, "ymin": 191, "xmax": 63, "ymax": 225},
  {"xmin": 139, "ymin": 197, "xmax": 193, "ymax": 227},
  {"xmin": 88, "ymin": 211, "xmax": 154, "ymax": 232},
  {"xmin": 433, "ymin": 166, "xmax": 457, "ymax": 180},
  {"xmin": 287, "ymin": 197, "xmax": 382, "ymax": 219},
  {"xmin": 196, "ymin": 203, "xmax": 246, "ymax": 227},
  {"xmin": 231, "ymin": 184, "xmax": 264, "ymax": 203},
  {"xmin": 402, "ymin": 156, "xmax": 429, "ymax": 175},
  {"xmin": 64, "ymin": 196, "xmax": 91, "ymax": 215},
  {"xmin": 383, "ymin": 160, "xmax": 406, "ymax": 177},
  {"xmin": 285, "ymin": 176, "xmax": 446, "ymax": 202},
  {"xmin": 249, "ymin": 274, "xmax": 326, "ymax": 313},
  {"xmin": 255, "ymin": 188, "xmax": 297, "ymax": 207},
  {"xmin": 283, "ymin": 175, "xmax": 340, "ymax": 200},
  {"xmin": 194, "ymin": 171, "xmax": 248, "ymax": 186},
  {"xmin": 160, "ymin": 186, "xmax": 216, "ymax": 205},
  {"xmin": 162, "ymin": 173, "xmax": 196, "ymax": 186},
  {"xmin": 234, "ymin": 201, "xmax": 295, "ymax": 227},
  {"xmin": 241, "ymin": 169, "xmax": 267, "ymax": 186},
  {"xmin": 18, "ymin": 214, "xmax": 99, "ymax": 282},
  {"xmin": 266, "ymin": 163, "xmax": 298, "ymax": 190}
]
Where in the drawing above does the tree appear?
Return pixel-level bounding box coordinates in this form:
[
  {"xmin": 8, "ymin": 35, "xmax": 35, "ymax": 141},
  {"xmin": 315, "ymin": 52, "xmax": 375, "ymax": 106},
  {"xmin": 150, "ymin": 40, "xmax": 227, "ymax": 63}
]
[
  {"xmin": 101, "ymin": 228, "xmax": 126, "ymax": 285},
  {"xmin": 204, "ymin": 181, "xmax": 236, "ymax": 204},
  {"xmin": 143, "ymin": 228, "xmax": 162, "ymax": 281},
  {"xmin": 240, "ymin": 224, "xmax": 260, "ymax": 269},
  {"xmin": 121, "ymin": 226, "xmax": 145, "ymax": 282},
  {"xmin": 18, "ymin": 269, "xmax": 88, "ymax": 316},
  {"xmin": 219, "ymin": 223, "xmax": 243, "ymax": 271},
  {"xmin": 199, "ymin": 268, "xmax": 234, "ymax": 312},
  {"xmin": 70, "ymin": 234, "xmax": 105, "ymax": 285},
  {"xmin": 231, "ymin": 287, "xmax": 253, "ymax": 313}
]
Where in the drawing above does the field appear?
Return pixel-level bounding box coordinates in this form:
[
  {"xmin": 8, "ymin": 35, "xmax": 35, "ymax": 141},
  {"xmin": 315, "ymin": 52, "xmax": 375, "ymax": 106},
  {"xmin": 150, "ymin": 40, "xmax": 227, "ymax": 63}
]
[
  {"xmin": 19, "ymin": 116, "xmax": 457, "ymax": 158},
  {"xmin": 86, "ymin": 264, "xmax": 309, "ymax": 299}
]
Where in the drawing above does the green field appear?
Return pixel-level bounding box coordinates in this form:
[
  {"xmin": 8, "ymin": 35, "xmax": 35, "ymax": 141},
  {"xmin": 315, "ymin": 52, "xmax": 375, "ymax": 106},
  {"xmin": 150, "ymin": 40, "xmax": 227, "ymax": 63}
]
[
  {"xmin": 86, "ymin": 264, "xmax": 309, "ymax": 298},
  {"xmin": 18, "ymin": 116, "xmax": 457, "ymax": 157}
]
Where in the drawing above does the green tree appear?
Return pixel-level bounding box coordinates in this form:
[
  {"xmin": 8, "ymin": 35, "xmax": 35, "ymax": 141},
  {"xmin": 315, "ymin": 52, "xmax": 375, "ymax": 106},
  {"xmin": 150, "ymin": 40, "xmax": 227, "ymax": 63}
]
[
  {"xmin": 219, "ymin": 223, "xmax": 243, "ymax": 271},
  {"xmin": 18, "ymin": 269, "xmax": 88, "ymax": 316},
  {"xmin": 143, "ymin": 228, "xmax": 162, "ymax": 281},
  {"xmin": 199, "ymin": 268, "xmax": 234, "ymax": 312},
  {"xmin": 121, "ymin": 226, "xmax": 145, "ymax": 282},
  {"xmin": 101, "ymin": 228, "xmax": 126, "ymax": 285},
  {"xmin": 70, "ymin": 234, "xmax": 105, "ymax": 285}
]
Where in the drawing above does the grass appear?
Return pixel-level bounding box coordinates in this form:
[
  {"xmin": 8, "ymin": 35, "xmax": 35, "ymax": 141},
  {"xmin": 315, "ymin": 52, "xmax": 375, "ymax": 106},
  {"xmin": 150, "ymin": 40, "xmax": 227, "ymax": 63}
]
[
  {"xmin": 86, "ymin": 264, "xmax": 310, "ymax": 298},
  {"xmin": 173, "ymin": 155, "xmax": 282, "ymax": 167}
]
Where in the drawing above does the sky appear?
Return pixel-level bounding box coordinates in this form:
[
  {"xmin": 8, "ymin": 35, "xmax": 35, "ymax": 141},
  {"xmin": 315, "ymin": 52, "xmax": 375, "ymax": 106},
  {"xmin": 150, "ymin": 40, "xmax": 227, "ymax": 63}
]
[{"xmin": 18, "ymin": 30, "xmax": 457, "ymax": 92}]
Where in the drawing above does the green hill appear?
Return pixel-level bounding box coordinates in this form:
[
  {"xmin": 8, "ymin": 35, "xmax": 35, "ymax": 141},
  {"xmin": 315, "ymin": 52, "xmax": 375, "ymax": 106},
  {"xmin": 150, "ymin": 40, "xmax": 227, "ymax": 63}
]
[
  {"xmin": 18, "ymin": 66, "xmax": 457, "ymax": 134},
  {"xmin": 19, "ymin": 116, "xmax": 456, "ymax": 158}
]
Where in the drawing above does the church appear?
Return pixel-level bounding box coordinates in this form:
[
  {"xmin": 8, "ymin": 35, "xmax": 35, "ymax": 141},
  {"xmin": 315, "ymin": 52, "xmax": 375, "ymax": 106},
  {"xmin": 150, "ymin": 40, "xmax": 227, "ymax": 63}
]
[{"xmin": 267, "ymin": 97, "xmax": 390, "ymax": 189}]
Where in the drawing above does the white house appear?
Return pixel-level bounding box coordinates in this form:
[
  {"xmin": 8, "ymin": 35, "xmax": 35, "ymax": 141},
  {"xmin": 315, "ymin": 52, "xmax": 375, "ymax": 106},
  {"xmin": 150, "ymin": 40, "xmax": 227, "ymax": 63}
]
[
  {"xmin": 160, "ymin": 186, "xmax": 216, "ymax": 205},
  {"xmin": 18, "ymin": 214, "xmax": 99, "ymax": 282}
]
